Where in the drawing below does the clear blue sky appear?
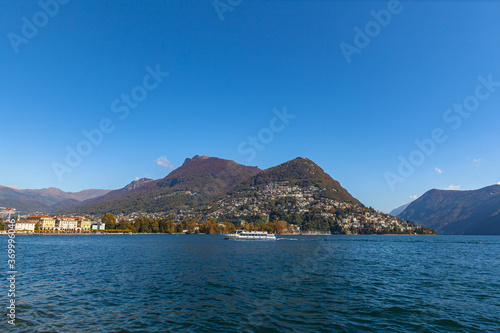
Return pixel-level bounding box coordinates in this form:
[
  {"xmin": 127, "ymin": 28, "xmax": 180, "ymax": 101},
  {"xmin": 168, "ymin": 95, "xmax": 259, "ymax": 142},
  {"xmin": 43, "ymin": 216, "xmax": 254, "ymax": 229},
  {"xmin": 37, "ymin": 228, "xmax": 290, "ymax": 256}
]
[{"xmin": 1, "ymin": 0, "xmax": 499, "ymax": 212}]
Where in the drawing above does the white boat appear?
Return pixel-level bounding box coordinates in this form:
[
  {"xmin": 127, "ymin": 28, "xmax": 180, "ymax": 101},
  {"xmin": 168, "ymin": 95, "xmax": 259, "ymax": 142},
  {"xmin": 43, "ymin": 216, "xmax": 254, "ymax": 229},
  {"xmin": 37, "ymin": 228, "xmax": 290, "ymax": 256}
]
[{"xmin": 224, "ymin": 230, "xmax": 276, "ymax": 240}]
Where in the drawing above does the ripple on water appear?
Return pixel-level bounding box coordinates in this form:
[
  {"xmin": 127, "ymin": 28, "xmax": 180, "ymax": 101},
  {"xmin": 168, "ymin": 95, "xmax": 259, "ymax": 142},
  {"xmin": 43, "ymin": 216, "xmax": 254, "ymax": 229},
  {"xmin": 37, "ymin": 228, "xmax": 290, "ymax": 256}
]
[{"xmin": 1, "ymin": 235, "xmax": 499, "ymax": 332}]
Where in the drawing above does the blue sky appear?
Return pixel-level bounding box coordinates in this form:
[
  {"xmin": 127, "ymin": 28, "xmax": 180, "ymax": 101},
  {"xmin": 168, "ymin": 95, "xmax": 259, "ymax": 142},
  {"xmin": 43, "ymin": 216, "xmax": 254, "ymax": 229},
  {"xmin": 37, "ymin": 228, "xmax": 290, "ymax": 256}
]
[{"xmin": 1, "ymin": 0, "xmax": 499, "ymax": 212}]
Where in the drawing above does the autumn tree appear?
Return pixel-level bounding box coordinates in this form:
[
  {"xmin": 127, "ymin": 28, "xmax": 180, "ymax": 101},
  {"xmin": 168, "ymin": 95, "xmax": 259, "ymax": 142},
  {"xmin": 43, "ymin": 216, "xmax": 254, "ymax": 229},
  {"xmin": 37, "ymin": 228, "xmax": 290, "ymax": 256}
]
[
  {"xmin": 159, "ymin": 219, "xmax": 175, "ymax": 233},
  {"xmin": 149, "ymin": 219, "xmax": 159, "ymax": 233},
  {"xmin": 183, "ymin": 218, "xmax": 198, "ymax": 234},
  {"xmin": 200, "ymin": 218, "xmax": 220, "ymax": 234},
  {"xmin": 222, "ymin": 221, "xmax": 236, "ymax": 234},
  {"xmin": 102, "ymin": 213, "xmax": 117, "ymax": 230},
  {"xmin": 116, "ymin": 220, "xmax": 133, "ymax": 231}
]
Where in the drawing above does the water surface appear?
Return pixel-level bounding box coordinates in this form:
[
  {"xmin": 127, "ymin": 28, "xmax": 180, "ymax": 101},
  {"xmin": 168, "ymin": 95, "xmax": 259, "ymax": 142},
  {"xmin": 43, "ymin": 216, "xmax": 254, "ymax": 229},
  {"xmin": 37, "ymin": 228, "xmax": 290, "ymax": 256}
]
[{"xmin": 1, "ymin": 235, "xmax": 499, "ymax": 332}]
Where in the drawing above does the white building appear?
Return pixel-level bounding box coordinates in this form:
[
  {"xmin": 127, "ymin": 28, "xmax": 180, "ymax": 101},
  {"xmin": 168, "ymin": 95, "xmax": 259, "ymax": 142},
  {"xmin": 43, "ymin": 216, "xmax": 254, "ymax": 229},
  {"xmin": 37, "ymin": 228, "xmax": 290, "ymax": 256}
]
[
  {"xmin": 13, "ymin": 221, "xmax": 36, "ymax": 232},
  {"xmin": 27, "ymin": 216, "xmax": 56, "ymax": 231},
  {"xmin": 55, "ymin": 217, "xmax": 78, "ymax": 231}
]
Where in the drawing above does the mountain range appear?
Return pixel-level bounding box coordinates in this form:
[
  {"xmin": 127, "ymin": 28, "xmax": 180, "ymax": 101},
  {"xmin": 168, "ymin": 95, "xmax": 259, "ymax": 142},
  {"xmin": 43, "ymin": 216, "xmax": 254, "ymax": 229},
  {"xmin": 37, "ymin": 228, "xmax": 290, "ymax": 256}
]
[
  {"xmin": 397, "ymin": 185, "xmax": 500, "ymax": 235},
  {"xmin": 4, "ymin": 156, "xmax": 500, "ymax": 235},
  {"xmin": 0, "ymin": 186, "xmax": 110, "ymax": 212},
  {"xmin": 70, "ymin": 155, "xmax": 362, "ymax": 215},
  {"xmin": 2, "ymin": 155, "xmax": 360, "ymax": 217},
  {"xmin": 71, "ymin": 155, "xmax": 263, "ymax": 214}
]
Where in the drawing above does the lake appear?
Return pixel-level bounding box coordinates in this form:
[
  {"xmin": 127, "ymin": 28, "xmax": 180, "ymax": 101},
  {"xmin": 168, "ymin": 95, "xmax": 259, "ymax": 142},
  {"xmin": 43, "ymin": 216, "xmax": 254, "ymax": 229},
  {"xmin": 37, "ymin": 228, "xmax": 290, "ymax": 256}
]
[{"xmin": 1, "ymin": 235, "xmax": 499, "ymax": 332}]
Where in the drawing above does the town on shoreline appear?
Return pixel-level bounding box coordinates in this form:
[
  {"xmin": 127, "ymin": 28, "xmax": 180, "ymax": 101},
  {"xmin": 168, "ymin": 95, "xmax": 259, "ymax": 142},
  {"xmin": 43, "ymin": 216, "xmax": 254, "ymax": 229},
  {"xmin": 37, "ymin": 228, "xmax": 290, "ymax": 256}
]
[{"xmin": 1, "ymin": 211, "xmax": 436, "ymax": 235}]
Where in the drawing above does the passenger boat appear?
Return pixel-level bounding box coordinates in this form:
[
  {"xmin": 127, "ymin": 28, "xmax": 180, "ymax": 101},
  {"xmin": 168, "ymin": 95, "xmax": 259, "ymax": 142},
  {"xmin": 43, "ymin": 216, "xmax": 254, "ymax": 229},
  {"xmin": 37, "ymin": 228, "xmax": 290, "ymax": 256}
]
[{"xmin": 224, "ymin": 230, "xmax": 276, "ymax": 240}]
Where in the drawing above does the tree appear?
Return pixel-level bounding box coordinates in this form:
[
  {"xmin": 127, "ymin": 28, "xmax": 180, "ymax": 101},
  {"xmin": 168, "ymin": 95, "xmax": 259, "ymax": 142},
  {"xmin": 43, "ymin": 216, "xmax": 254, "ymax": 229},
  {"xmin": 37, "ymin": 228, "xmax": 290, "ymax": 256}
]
[
  {"xmin": 184, "ymin": 218, "xmax": 197, "ymax": 234},
  {"xmin": 102, "ymin": 213, "xmax": 117, "ymax": 230},
  {"xmin": 166, "ymin": 220, "xmax": 175, "ymax": 233},
  {"xmin": 35, "ymin": 222, "xmax": 40, "ymax": 231},
  {"xmin": 159, "ymin": 219, "xmax": 175, "ymax": 233},
  {"xmin": 116, "ymin": 220, "xmax": 132, "ymax": 231},
  {"xmin": 0, "ymin": 218, "xmax": 4, "ymax": 231},
  {"xmin": 223, "ymin": 221, "xmax": 236, "ymax": 234},
  {"xmin": 176, "ymin": 224, "xmax": 183, "ymax": 233},
  {"xmin": 149, "ymin": 219, "xmax": 159, "ymax": 233},
  {"xmin": 200, "ymin": 218, "xmax": 220, "ymax": 234}
]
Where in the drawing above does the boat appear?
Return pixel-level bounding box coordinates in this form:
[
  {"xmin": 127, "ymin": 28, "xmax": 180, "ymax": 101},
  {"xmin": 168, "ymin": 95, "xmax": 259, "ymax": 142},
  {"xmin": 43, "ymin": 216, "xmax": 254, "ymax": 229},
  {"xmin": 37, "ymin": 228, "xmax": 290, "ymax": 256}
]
[{"xmin": 224, "ymin": 230, "xmax": 276, "ymax": 240}]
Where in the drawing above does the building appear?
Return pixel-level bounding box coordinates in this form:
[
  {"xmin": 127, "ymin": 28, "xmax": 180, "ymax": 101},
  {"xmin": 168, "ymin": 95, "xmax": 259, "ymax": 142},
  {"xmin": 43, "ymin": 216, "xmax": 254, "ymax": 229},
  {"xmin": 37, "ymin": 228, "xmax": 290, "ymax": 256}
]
[
  {"xmin": 75, "ymin": 217, "xmax": 92, "ymax": 231},
  {"xmin": 13, "ymin": 220, "xmax": 36, "ymax": 232},
  {"xmin": 91, "ymin": 222, "xmax": 105, "ymax": 231},
  {"xmin": 55, "ymin": 217, "xmax": 78, "ymax": 231},
  {"xmin": 27, "ymin": 216, "xmax": 56, "ymax": 231}
]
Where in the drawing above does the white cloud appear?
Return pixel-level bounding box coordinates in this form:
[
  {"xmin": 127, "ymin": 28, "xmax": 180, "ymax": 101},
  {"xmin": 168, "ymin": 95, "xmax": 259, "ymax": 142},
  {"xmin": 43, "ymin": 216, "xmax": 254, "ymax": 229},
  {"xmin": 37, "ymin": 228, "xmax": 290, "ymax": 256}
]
[
  {"xmin": 473, "ymin": 158, "xmax": 482, "ymax": 163},
  {"xmin": 156, "ymin": 156, "xmax": 174, "ymax": 169},
  {"xmin": 445, "ymin": 185, "xmax": 461, "ymax": 191},
  {"xmin": 434, "ymin": 167, "xmax": 443, "ymax": 174},
  {"xmin": 409, "ymin": 195, "xmax": 418, "ymax": 200},
  {"xmin": 497, "ymin": 181, "xmax": 500, "ymax": 185}
]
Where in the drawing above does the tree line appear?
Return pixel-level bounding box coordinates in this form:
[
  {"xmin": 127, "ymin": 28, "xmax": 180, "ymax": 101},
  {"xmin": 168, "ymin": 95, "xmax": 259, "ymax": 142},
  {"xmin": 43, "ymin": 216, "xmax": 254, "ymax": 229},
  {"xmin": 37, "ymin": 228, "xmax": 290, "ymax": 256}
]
[{"xmin": 100, "ymin": 214, "xmax": 293, "ymax": 234}]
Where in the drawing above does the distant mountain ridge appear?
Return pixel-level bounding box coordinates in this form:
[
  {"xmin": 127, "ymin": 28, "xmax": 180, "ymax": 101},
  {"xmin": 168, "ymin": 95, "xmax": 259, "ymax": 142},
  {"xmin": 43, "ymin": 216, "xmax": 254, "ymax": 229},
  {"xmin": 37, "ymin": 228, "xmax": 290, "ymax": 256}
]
[
  {"xmin": 398, "ymin": 185, "xmax": 500, "ymax": 235},
  {"xmin": 2, "ymin": 156, "xmax": 365, "ymax": 215},
  {"xmin": 0, "ymin": 185, "xmax": 111, "ymax": 212},
  {"xmin": 389, "ymin": 203, "xmax": 411, "ymax": 217}
]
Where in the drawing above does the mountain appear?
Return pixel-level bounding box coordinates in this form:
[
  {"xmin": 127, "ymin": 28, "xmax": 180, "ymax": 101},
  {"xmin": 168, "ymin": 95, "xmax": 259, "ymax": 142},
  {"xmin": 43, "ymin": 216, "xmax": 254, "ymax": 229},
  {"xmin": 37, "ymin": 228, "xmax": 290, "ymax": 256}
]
[
  {"xmin": 64, "ymin": 189, "xmax": 113, "ymax": 202},
  {"xmin": 49, "ymin": 199, "xmax": 81, "ymax": 211},
  {"xmin": 0, "ymin": 185, "xmax": 111, "ymax": 212},
  {"xmin": 231, "ymin": 157, "xmax": 361, "ymax": 205},
  {"xmin": 73, "ymin": 155, "xmax": 262, "ymax": 214},
  {"xmin": 77, "ymin": 178, "xmax": 155, "ymax": 207},
  {"xmin": 389, "ymin": 202, "xmax": 411, "ymax": 217},
  {"xmin": 0, "ymin": 199, "xmax": 50, "ymax": 213},
  {"xmin": 398, "ymin": 185, "xmax": 500, "ymax": 235}
]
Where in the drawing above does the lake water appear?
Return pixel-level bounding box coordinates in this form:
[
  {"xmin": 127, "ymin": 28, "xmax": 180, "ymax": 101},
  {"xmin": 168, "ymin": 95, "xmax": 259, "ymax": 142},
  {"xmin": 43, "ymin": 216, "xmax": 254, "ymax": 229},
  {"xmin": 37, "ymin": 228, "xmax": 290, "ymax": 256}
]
[{"xmin": 1, "ymin": 235, "xmax": 499, "ymax": 332}]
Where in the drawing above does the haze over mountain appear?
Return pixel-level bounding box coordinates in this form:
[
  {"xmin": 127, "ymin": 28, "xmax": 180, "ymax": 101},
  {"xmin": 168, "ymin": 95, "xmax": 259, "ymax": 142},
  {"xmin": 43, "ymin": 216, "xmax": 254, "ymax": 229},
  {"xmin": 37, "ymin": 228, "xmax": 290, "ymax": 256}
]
[
  {"xmin": 398, "ymin": 185, "xmax": 500, "ymax": 235},
  {"xmin": 389, "ymin": 203, "xmax": 411, "ymax": 217}
]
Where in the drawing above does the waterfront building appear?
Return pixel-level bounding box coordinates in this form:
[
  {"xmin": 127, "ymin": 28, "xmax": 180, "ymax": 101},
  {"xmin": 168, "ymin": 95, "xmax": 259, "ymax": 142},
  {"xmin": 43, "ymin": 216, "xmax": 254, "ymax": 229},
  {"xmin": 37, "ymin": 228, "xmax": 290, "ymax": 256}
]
[
  {"xmin": 13, "ymin": 220, "xmax": 36, "ymax": 232},
  {"xmin": 91, "ymin": 222, "xmax": 105, "ymax": 231},
  {"xmin": 55, "ymin": 216, "xmax": 78, "ymax": 231},
  {"xmin": 27, "ymin": 215, "xmax": 56, "ymax": 231},
  {"xmin": 76, "ymin": 217, "xmax": 92, "ymax": 231}
]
